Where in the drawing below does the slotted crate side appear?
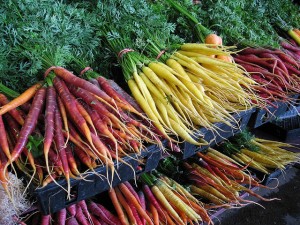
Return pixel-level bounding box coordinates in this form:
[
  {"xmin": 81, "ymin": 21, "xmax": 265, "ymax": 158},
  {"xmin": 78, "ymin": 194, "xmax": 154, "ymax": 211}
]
[
  {"xmin": 181, "ymin": 108, "xmax": 255, "ymax": 159},
  {"xmin": 31, "ymin": 142, "xmax": 163, "ymax": 215}
]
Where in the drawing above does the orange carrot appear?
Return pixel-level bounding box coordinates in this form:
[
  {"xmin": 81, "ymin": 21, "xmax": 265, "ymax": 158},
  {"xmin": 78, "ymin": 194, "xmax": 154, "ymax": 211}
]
[
  {"xmin": 118, "ymin": 183, "xmax": 154, "ymax": 225},
  {"xmin": 0, "ymin": 82, "xmax": 42, "ymax": 116}
]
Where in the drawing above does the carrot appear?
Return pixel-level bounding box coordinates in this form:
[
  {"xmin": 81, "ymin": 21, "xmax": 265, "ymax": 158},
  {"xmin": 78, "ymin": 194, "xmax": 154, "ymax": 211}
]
[
  {"xmin": 65, "ymin": 145, "xmax": 80, "ymax": 176},
  {"xmin": 56, "ymin": 208, "xmax": 67, "ymax": 225},
  {"xmin": 90, "ymin": 215, "xmax": 103, "ymax": 225},
  {"xmin": 138, "ymin": 191, "xmax": 146, "ymax": 225},
  {"xmin": 0, "ymin": 93, "xmax": 24, "ymax": 125},
  {"xmin": 81, "ymin": 101, "xmax": 118, "ymax": 149},
  {"xmin": 149, "ymin": 203, "xmax": 159, "ymax": 225},
  {"xmin": 72, "ymin": 145, "xmax": 95, "ymax": 169},
  {"xmin": 67, "ymin": 204, "xmax": 77, "ymax": 217},
  {"xmin": 73, "ymin": 97, "xmax": 97, "ymax": 135},
  {"xmin": 151, "ymin": 185, "xmax": 185, "ymax": 225},
  {"xmin": 42, "ymin": 172, "xmax": 58, "ymax": 187},
  {"xmin": 77, "ymin": 200, "xmax": 91, "ymax": 221},
  {"xmin": 44, "ymin": 86, "xmax": 57, "ymax": 177},
  {"xmin": 54, "ymin": 107, "xmax": 71, "ymax": 197},
  {"xmin": 52, "ymin": 67, "xmax": 115, "ymax": 104},
  {"xmin": 76, "ymin": 205, "xmax": 89, "ymax": 225},
  {"xmin": 115, "ymin": 186, "xmax": 137, "ymax": 224},
  {"xmin": 156, "ymin": 179, "xmax": 200, "ymax": 221},
  {"xmin": 109, "ymin": 188, "xmax": 130, "ymax": 225},
  {"xmin": 0, "ymin": 115, "xmax": 11, "ymax": 160},
  {"xmin": 53, "ymin": 78, "xmax": 96, "ymax": 156},
  {"xmin": 107, "ymin": 79, "xmax": 144, "ymax": 113},
  {"xmin": 68, "ymin": 85, "xmax": 123, "ymax": 130},
  {"xmin": 0, "ymin": 82, "xmax": 43, "ymax": 116},
  {"xmin": 118, "ymin": 183, "xmax": 154, "ymax": 225},
  {"xmin": 10, "ymin": 87, "xmax": 46, "ymax": 163},
  {"xmin": 142, "ymin": 184, "xmax": 167, "ymax": 221},
  {"xmin": 123, "ymin": 181, "xmax": 141, "ymax": 204},
  {"xmin": 66, "ymin": 217, "xmax": 79, "ymax": 225},
  {"xmin": 128, "ymin": 200, "xmax": 143, "ymax": 225},
  {"xmin": 88, "ymin": 202, "xmax": 121, "ymax": 225},
  {"xmin": 57, "ymin": 96, "xmax": 69, "ymax": 144},
  {"xmin": 97, "ymin": 76, "xmax": 142, "ymax": 115},
  {"xmin": 40, "ymin": 215, "xmax": 51, "ymax": 225}
]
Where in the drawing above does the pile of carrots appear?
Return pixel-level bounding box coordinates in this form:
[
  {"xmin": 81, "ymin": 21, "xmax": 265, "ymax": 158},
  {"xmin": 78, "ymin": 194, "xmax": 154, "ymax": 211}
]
[
  {"xmin": 0, "ymin": 66, "xmax": 163, "ymax": 198},
  {"xmin": 219, "ymin": 132, "xmax": 300, "ymax": 174},
  {"xmin": 24, "ymin": 178, "xmax": 212, "ymax": 225},
  {"xmin": 233, "ymin": 41, "xmax": 300, "ymax": 105}
]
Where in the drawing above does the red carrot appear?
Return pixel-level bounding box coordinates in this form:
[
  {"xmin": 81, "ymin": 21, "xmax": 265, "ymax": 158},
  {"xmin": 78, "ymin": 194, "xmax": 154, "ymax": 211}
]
[
  {"xmin": 44, "ymin": 86, "xmax": 57, "ymax": 176},
  {"xmin": 65, "ymin": 145, "xmax": 80, "ymax": 176},
  {"xmin": 240, "ymin": 48, "xmax": 278, "ymax": 55},
  {"xmin": 54, "ymin": 107, "xmax": 70, "ymax": 196},
  {"xmin": 68, "ymin": 85, "xmax": 122, "ymax": 129},
  {"xmin": 53, "ymin": 77, "xmax": 96, "ymax": 157},
  {"xmin": 10, "ymin": 87, "xmax": 46, "ymax": 163},
  {"xmin": 52, "ymin": 67, "xmax": 115, "ymax": 103},
  {"xmin": 78, "ymin": 200, "xmax": 91, "ymax": 221}
]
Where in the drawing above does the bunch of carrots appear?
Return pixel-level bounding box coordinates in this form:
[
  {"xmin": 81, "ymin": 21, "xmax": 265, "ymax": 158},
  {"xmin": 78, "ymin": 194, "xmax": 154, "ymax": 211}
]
[
  {"xmin": 105, "ymin": 30, "xmax": 262, "ymax": 149},
  {"xmin": 25, "ymin": 178, "xmax": 212, "ymax": 225},
  {"xmin": 0, "ymin": 66, "xmax": 162, "ymax": 198},
  {"xmin": 233, "ymin": 42, "xmax": 300, "ymax": 105},
  {"xmin": 158, "ymin": 150, "xmax": 277, "ymax": 209},
  {"xmin": 219, "ymin": 131, "xmax": 300, "ymax": 174}
]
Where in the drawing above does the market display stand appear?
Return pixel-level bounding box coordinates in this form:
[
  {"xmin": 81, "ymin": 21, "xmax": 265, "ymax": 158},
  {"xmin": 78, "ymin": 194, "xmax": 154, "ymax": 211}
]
[{"xmin": 28, "ymin": 97, "xmax": 300, "ymax": 216}]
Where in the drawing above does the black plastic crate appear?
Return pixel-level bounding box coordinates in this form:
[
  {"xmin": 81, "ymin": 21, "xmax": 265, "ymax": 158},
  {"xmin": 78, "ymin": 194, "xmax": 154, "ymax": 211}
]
[
  {"xmin": 181, "ymin": 108, "xmax": 255, "ymax": 159},
  {"xmin": 248, "ymin": 101, "xmax": 288, "ymax": 128},
  {"xmin": 251, "ymin": 164, "xmax": 293, "ymax": 186},
  {"xmin": 259, "ymin": 116, "xmax": 300, "ymax": 142},
  {"xmin": 31, "ymin": 143, "xmax": 163, "ymax": 215}
]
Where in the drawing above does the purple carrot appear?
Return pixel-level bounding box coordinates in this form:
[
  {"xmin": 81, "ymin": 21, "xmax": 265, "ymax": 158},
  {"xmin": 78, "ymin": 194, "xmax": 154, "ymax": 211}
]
[
  {"xmin": 75, "ymin": 205, "xmax": 90, "ymax": 225},
  {"xmin": 10, "ymin": 87, "xmax": 46, "ymax": 163},
  {"xmin": 88, "ymin": 202, "xmax": 121, "ymax": 225},
  {"xmin": 281, "ymin": 41, "xmax": 300, "ymax": 52},
  {"xmin": 40, "ymin": 215, "xmax": 51, "ymax": 225},
  {"xmin": 138, "ymin": 191, "xmax": 146, "ymax": 225},
  {"xmin": 67, "ymin": 204, "xmax": 77, "ymax": 217},
  {"xmin": 66, "ymin": 217, "xmax": 79, "ymax": 225},
  {"xmin": 44, "ymin": 86, "xmax": 57, "ymax": 174},
  {"xmin": 90, "ymin": 215, "xmax": 103, "ymax": 225},
  {"xmin": 78, "ymin": 200, "xmax": 90, "ymax": 220},
  {"xmin": 107, "ymin": 79, "xmax": 143, "ymax": 113},
  {"xmin": 55, "ymin": 208, "xmax": 67, "ymax": 225}
]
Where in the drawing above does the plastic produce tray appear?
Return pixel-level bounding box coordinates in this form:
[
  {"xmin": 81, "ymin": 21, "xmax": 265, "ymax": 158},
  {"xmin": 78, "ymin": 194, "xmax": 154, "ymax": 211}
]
[
  {"xmin": 30, "ymin": 143, "xmax": 164, "ymax": 215},
  {"xmin": 259, "ymin": 115, "xmax": 300, "ymax": 142},
  {"xmin": 248, "ymin": 101, "xmax": 288, "ymax": 128},
  {"xmin": 181, "ymin": 108, "xmax": 255, "ymax": 159}
]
